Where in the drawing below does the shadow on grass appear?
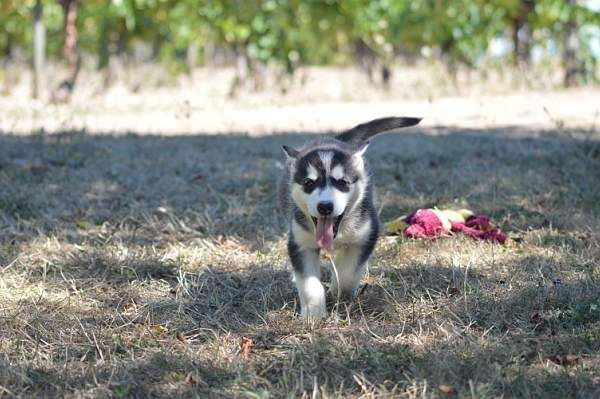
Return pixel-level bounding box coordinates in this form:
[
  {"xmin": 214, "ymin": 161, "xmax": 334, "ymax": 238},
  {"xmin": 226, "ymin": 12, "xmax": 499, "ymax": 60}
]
[
  {"xmin": 0, "ymin": 125, "xmax": 599, "ymax": 248},
  {"xmin": 1, "ymin": 351, "xmax": 238, "ymax": 398}
]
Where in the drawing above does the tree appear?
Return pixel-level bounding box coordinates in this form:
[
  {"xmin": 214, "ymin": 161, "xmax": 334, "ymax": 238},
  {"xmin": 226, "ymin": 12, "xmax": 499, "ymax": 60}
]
[
  {"xmin": 509, "ymin": 0, "xmax": 536, "ymax": 65},
  {"xmin": 563, "ymin": 0, "xmax": 580, "ymax": 86},
  {"xmin": 33, "ymin": 0, "xmax": 45, "ymax": 99},
  {"xmin": 53, "ymin": 0, "xmax": 80, "ymax": 101},
  {"xmin": 0, "ymin": 0, "xmax": 597, "ymax": 96}
]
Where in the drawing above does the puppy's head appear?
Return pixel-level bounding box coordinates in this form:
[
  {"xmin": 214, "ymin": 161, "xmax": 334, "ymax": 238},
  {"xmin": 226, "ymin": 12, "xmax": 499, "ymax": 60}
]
[{"xmin": 282, "ymin": 141, "xmax": 368, "ymax": 249}]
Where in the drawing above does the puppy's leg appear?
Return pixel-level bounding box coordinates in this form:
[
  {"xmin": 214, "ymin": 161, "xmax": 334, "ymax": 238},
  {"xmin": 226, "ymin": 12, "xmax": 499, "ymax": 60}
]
[
  {"xmin": 288, "ymin": 237, "xmax": 326, "ymax": 319},
  {"xmin": 332, "ymin": 217, "xmax": 378, "ymax": 299},
  {"xmin": 330, "ymin": 245, "xmax": 368, "ymax": 300}
]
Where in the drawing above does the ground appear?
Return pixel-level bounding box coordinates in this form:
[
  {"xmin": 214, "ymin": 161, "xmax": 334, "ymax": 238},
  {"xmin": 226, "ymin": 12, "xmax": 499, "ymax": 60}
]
[{"xmin": 1, "ymin": 68, "xmax": 600, "ymax": 398}]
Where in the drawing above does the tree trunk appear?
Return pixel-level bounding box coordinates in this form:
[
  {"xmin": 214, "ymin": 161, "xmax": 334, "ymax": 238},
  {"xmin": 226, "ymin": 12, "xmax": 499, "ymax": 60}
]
[
  {"xmin": 228, "ymin": 44, "xmax": 249, "ymax": 97},
  {"xmin": 186, "ymin": 41, "xmax": 198, "ymax": 73},
  {"xmin": 511, "ymin": 16, "xmax": 523, "ymax": 65},
  {"xmin": 381, "ymin": 65, "xmax": 391, "ymax": 89},
  {"xmin": 440, "ymin": 38, "xmax": 457, "ymax": 76},
  {"xmin": 518, "ymin": 23, "xmax": 532, "ymax": 63},
  {"xmin": 33, "ymin": 0, "xmax": 45, "ymax": 99},
  {"xmin": 97, "ymin": 13, "xmax": 110, "ymax": 70},
  {"xmin": 511, "ymin": 0, "xmax": 535, "ymax": 66},
  {"xmin": 563, "ymin": 0, "xmax": 580, "ymax": 87},
  {"xmin": 354, "ymin": 40, "xmax": 376, "ymax": 83},
  {"xmin": 2, "ymin": 34, "xmax": 12, "ymax": 59},
  {"xmin": 151, "ymin": 33, "xmax": 162, "ymax": 60},
  {"xmin": 63, "ymin": 0, "xmax": 78, "ymax": 68},
  {"xmin": 204, "ymin": 42, "xmax": 215, "ymax": 67},
  {"xmin": 55, "ymin": 0, "xmax": 80, "ymax": 100}
]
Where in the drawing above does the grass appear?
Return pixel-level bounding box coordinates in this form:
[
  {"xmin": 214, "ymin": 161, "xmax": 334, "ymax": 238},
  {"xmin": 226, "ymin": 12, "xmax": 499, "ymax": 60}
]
[{"xmin": 0, "ymin": 124, "xmax": 599, "ymax": 398}]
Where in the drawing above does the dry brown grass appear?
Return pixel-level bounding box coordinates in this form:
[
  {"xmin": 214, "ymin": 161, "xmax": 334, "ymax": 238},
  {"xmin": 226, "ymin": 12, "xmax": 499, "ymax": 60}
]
[
  {"xmin": 2, "ymin": 64, "xmax": 600, "ymax": 135},
  {"xmin": 1, "ymin": 118, "xmax": 600, "ymax": 398}
]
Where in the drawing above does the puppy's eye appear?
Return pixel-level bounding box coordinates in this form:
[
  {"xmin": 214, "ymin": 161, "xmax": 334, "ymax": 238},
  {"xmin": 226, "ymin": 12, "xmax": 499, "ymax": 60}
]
[
  {"xmin": 303, "ymin": 178, "xmax": 315, "ymax": 188},
  {"xmin": 333, "ymin": 178, "xmax": 350, "ymax": 187}
]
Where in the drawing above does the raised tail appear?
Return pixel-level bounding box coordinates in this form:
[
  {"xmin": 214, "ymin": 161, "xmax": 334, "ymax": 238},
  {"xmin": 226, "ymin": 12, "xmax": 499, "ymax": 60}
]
[{"xmin": 335, "ymin": 117, "xmax": 422, "ymax": 144}]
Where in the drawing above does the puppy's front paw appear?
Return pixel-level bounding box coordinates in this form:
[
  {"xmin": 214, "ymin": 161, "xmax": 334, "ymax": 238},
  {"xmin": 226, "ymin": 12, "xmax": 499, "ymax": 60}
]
[
  {"xmin": 300, "ymin": 303, "xmax": 327, "ymax": 320},
  {"xmin": 298, "ymin": 275, "xmax": 326, "ymax": 320}
]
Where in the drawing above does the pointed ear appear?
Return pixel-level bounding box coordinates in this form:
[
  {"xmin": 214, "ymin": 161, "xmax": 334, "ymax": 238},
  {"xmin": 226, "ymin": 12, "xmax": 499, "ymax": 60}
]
[
  {"xmin": 352, "ymin": 141, "xmax": 369, "ymax": 158},
  {"xmin": 281, "ymin": 145, "xmax": 300, "ymax": 159}
]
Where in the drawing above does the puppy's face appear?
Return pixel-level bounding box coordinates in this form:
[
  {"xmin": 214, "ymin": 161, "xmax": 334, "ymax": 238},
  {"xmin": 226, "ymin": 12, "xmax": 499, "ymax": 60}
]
[{"xmin": 283, "ymin": 144, "xmax": 367, "ymax": 248}]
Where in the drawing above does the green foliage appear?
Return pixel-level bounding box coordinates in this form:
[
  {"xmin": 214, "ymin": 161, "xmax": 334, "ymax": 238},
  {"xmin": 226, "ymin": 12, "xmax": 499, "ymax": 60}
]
[{"xmin": 0, "ymin": 0, "xmax": 598, "ymax": 76}]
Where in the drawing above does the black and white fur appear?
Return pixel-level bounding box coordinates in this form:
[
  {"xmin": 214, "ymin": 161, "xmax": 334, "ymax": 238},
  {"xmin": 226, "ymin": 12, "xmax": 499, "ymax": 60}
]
[{"xmin": 278, "ymin": 117, "xmax": 421, "ymax": 319}]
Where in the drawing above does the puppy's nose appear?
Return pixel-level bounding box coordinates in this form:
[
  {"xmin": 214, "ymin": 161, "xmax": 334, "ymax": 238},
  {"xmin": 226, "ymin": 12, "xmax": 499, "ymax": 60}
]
[{"xmin": 317, "ymin": 202, "xmax": 334, "ymax": 216}]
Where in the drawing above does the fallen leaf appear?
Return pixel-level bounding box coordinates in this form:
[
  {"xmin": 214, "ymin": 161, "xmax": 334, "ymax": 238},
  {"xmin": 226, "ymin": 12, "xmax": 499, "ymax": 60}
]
[
  {"xmin": 240, "ymin": 336, "xmax": 253, "ymax": 359},
  {"xmin": 185, "ymin": 372, "xmax": 198, "ymax": 385},
  {"xmin": 176, "ymin": 332, "xmax": 188, "ymax": 344},
  {"xmin": 548, "ymin": 354, "xmax": 579, "ymax": 366},
  {"xmin": 564, "ymin": 354, "xmax": 579, "ymax": 365},
  {"xmin": 547, "ymin": 355, "xmax": 561, "ymax": 365},
  {"xmin": 217, "ymin": 235, "xmax": 247, "ymax": 251},
  {"xmin": 75, "ymin": 220, "xmax": 93, "ymax": 230},
  {"xmin": 152, "ymin": 325, "xmax": 168, "ymax": 334},
  {"xmin": 122, "ymin": 300, "xmax": 137, "ymax": 314},
  {"xmin": 438, "ymin": 384, "xmax": 456, "ymax": 395}
]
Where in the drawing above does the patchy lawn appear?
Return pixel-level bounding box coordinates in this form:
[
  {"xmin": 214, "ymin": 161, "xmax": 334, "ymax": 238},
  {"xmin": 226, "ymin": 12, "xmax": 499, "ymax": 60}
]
[{"xmin": 1, "ymin": 123, "xmax": 599, "ymax": 398}]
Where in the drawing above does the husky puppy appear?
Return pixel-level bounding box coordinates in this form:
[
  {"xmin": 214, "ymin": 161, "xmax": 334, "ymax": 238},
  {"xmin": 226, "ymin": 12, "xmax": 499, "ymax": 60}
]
[{"xmin": 279, "ymin": 117, "xmax": 421, "ymax": 319}]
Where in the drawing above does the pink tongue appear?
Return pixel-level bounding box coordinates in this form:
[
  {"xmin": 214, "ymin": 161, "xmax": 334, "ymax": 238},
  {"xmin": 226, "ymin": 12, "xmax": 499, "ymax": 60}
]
[{"xmin": 316, "ymin": 217, "xmax": 335, "ymax": 249}]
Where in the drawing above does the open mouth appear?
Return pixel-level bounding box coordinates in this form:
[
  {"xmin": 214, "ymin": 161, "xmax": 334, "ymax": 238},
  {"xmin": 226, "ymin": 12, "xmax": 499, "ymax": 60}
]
[{"xmin": 312, "ymin": 212, "xmax": 345, "ymax": 249}]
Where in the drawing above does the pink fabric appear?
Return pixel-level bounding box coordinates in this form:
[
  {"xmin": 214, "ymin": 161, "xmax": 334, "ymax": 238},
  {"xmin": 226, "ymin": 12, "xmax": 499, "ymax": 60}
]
[
  {"xmin": 465, "ymin": 215, "xmax": 491, "ymax": 230},
  {"xmin": 404, "ymin": 210, "xmax": 507, "ymax": 244},
  {"xmin": 404, "ymin": 209, "xmax": 449, "ymax": 239}
]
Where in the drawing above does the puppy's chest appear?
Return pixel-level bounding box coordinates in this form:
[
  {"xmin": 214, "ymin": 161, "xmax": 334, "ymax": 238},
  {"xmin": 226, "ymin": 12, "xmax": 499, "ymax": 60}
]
[{"xmin": 335, "ymin": 219, "xmax": 372, "ymax": 245}]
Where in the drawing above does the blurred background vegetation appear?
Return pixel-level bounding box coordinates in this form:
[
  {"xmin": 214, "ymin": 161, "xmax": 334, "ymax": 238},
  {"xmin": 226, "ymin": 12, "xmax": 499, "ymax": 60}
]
[{"xmin": 1, "ymin": 0, "xmax": 599, "ymax": 100}]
